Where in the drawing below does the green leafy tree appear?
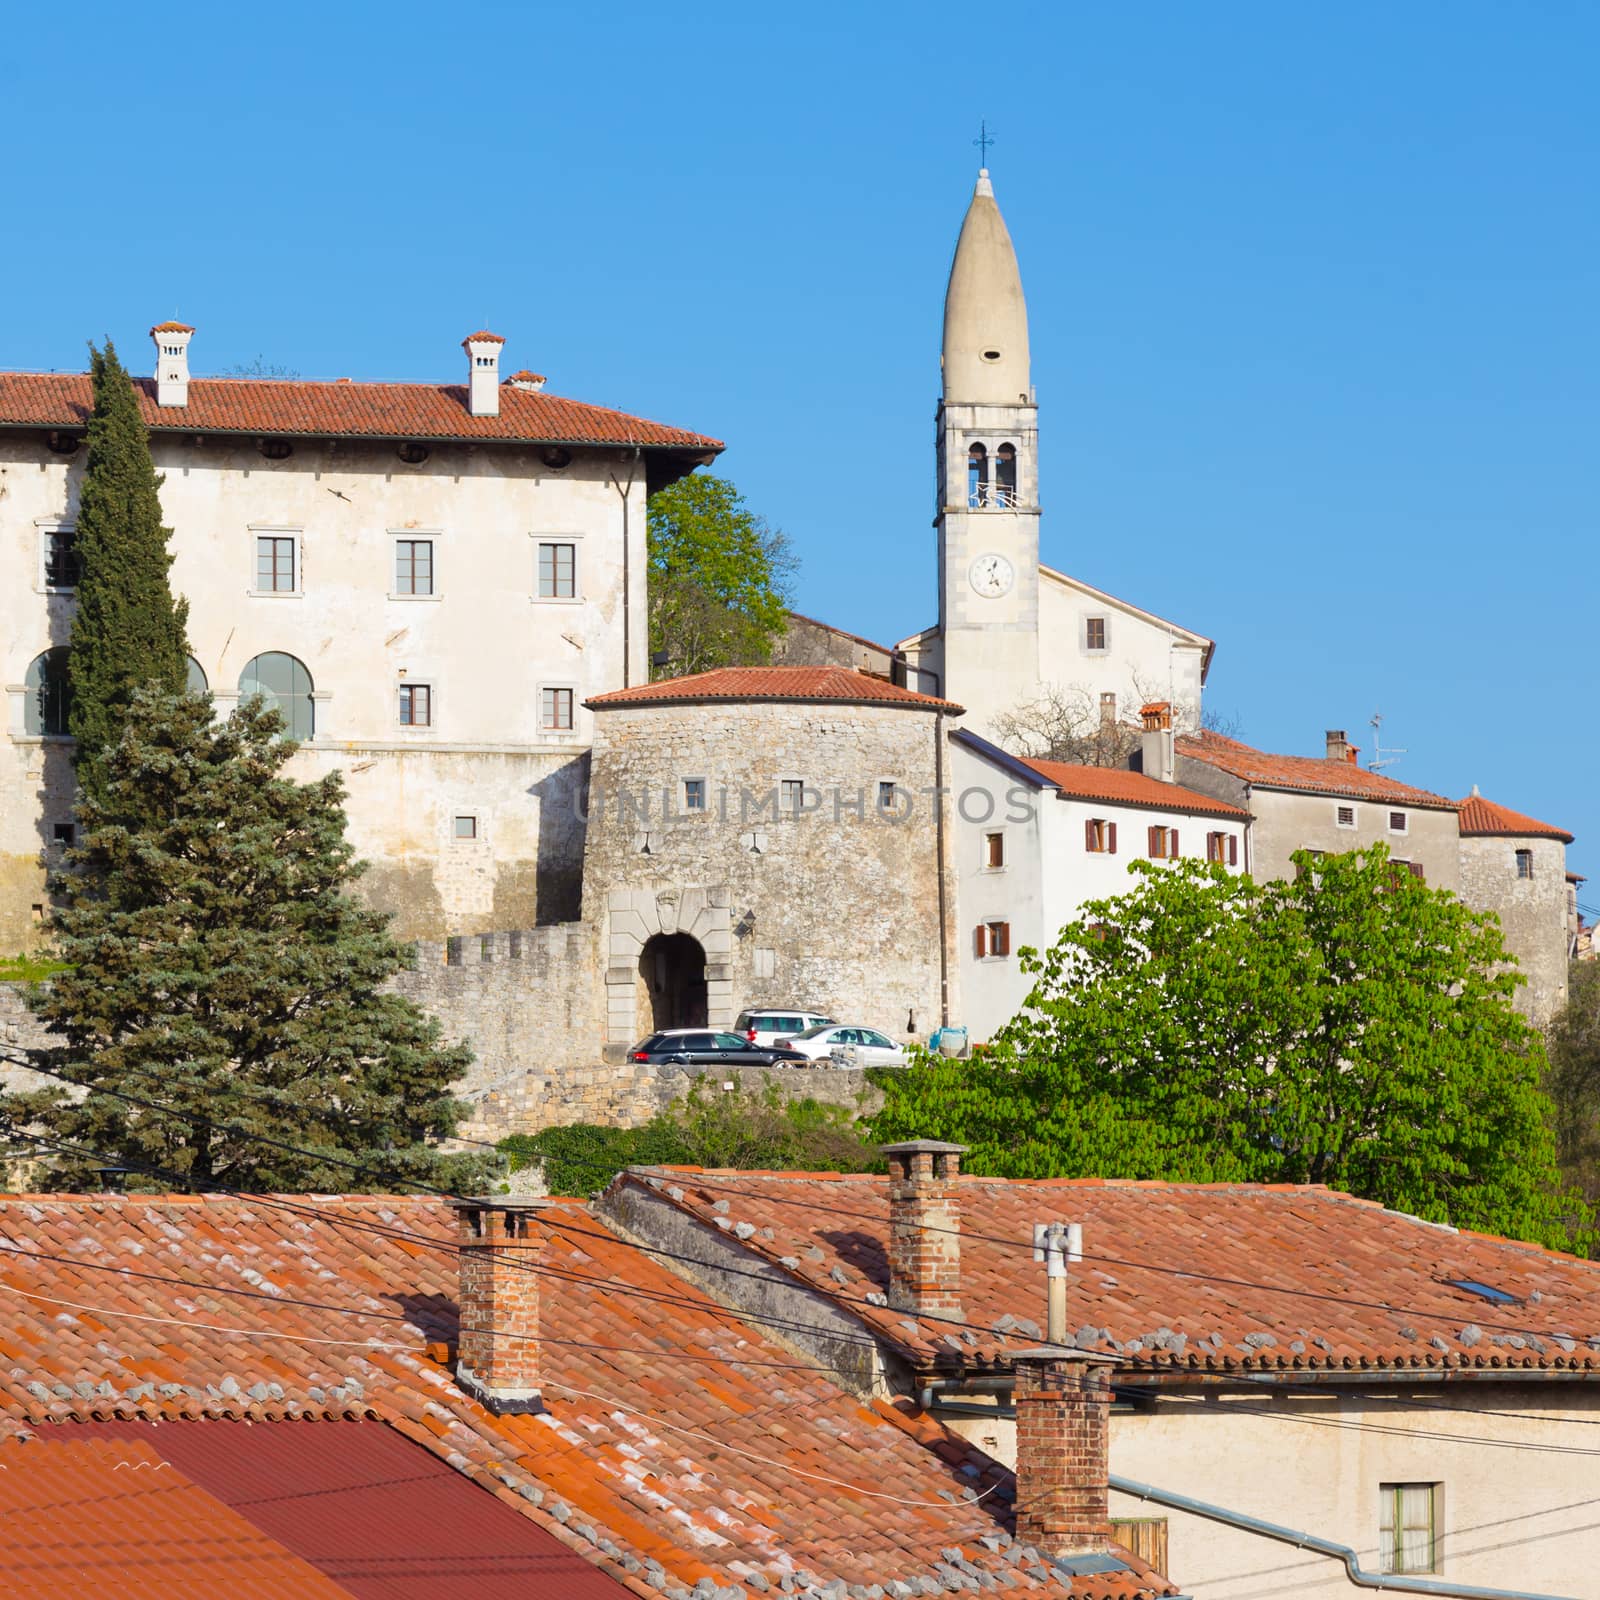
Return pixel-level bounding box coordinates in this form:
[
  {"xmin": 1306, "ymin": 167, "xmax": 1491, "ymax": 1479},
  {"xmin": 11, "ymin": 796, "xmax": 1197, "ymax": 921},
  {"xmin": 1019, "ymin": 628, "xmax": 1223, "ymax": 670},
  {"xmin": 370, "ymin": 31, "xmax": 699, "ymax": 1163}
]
[
  {"xmin": 67, "ymin": 342, "xmax": 191, "ymax": 801},
  {"xmin": 1547, "ymin": 960, "xmax": 1600, "ymax": 1202},
  {"xmin": 646, "ymin": 473, "xmax": 796, "ymax": 677},
  {"xmin": 503, "ymin": 1081, "xmax": 881, "ymax": 1195},
  {"xmin": 870, "ymin": 849, "xmax": 1588, "ymax": 1251},
  {"xmin": 7, "ymin": 688, "xmax": 480, "ymax": 1193}
]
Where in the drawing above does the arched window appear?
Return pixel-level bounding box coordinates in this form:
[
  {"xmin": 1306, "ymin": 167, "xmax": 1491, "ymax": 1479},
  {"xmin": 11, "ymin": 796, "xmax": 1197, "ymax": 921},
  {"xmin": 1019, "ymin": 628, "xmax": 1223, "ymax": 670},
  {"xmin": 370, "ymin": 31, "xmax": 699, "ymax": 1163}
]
[
  {"xmin": 185, "ymin": 656, "xmax": 209, "ymax": 695},
  {"xmin": 967, "ymin": 443, "xmax": 989, "ymax": 508},
  {"xmin": 995, "ymin": 443, "xmax": 1018, "ymax": 508},
  {"xmin": 238, "ymin": 652, "xmax": 314, "ymax": 739},
  {"xmin": 24, "ymin": 648, "xmax": 71, "ymax": 737}
]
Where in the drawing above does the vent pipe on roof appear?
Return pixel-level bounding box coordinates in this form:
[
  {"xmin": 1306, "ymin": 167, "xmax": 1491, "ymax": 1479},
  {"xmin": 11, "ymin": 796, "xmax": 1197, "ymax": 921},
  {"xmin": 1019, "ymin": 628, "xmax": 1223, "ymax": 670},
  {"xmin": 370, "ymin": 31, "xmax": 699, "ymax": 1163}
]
[
  {"xmin": 1326, "ymin": 729, "xmax": 1359, "ymax": 765},
  {"xmin": 150, "ymin": 322, "xmax": 195, "ymax": 408},
  {"xmin": 1032, "ymin": 1222, "xmax": 1082, "ymax": 1345},
  {"xmin": 880, "ymin": 1139, "xmax": 966, "ymax": 1321},
  {"xmin": 451, "ymin": 1197, "xmax": 548, "ymax": 1414},
  {"xmin": 463, "ymin": 331, "xmax": 505, "ymax": 417},
  {"xmin": 1140, "ymin": 702, "xmax": 1175, "ymax": 784}
]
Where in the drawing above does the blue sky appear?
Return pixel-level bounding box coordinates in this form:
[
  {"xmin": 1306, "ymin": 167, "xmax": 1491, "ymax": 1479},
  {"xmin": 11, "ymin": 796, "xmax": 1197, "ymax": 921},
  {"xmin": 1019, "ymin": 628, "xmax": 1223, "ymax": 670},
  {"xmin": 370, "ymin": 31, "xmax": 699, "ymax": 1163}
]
[{"xmin": 5, "ymin": 1, "xmax": 1595, "ymax": 885}]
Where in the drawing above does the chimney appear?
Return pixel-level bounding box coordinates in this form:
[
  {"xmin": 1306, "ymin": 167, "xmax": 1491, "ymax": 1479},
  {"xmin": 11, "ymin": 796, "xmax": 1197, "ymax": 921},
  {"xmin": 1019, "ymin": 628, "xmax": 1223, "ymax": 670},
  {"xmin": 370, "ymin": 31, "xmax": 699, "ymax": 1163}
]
[
  {"xmin": 451, "ymin": 1197, "xmax": 548, "ymax": 1413},
  {"xmin": 1325, "ymin": 729, "xmax": 1359, "ymax": 765},
  {"xmin": 150, "ymin": 322, "xmax": 195, "ymax": 408},
  {"xmin": 881, "ymin": 1139, "xmax": 966, "ymax": 1320},
  {"xmin": 1012, "ymin": 1347, "xmax": 1118, "ymax": 1560},
  {"xmin": 506, "ymin": 369, "xmax": 546, "ymax": 393},
  {"xmin": 1140, "ymin": 701, "xmax": 1174, "ymax": 783},
  {"xmin": 463, "ymin": 331, "xmax": 506, "ymax": 417},
  {"xmin": 1032, "ymin": 1221, "xmax": 1083, "ymax": 1345}
]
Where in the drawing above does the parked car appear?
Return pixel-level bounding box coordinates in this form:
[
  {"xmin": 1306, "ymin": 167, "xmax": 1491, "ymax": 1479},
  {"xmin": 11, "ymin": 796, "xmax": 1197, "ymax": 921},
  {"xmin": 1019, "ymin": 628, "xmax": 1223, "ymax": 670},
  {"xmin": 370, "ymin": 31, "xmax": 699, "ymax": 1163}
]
[
  {"xmin": 734, "ymin": 1009, "xmax": 837, "ymax": 1049},
  {"xmin": 628, "ymin": 1029, "xmax": 809, "ymax": 1068},
  {"xmin": 778, "ymin": 1024, "xmax": 910, "ymax": 1068}
]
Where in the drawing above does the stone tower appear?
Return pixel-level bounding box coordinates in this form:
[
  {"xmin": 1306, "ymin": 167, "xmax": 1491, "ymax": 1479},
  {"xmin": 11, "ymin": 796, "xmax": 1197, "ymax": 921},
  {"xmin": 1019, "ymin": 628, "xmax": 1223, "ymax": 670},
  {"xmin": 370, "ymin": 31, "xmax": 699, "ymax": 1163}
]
[{"xmin": 935, "ymin": 167, "xmax": 1041, "ymax": 735}]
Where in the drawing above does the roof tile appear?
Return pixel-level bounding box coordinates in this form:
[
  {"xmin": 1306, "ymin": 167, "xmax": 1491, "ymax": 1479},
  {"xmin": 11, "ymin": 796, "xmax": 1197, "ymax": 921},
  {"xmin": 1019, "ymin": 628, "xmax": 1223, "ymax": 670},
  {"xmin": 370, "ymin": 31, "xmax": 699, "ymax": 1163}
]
[
  {"xmin": 1176, "ymin": 730, "xmax": 1452, "ymax": 807},
  {"xmin": 588, "ymin": 665, "xmax": 964, "ymax": 713},
  {"xmin": 1020, "ymin": 758, "xmax": 1250, "ymax": 820},
  {"xmin": 1457, "ymin": 794, "xmax": 1573, "ymax": 843}
]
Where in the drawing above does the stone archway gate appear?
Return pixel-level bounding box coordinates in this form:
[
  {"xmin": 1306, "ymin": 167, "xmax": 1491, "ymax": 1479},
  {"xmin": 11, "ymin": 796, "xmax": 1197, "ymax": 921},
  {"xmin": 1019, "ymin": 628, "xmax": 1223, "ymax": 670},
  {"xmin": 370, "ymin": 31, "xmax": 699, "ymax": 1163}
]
[{"xmin": 604, "ymin": 886, "xmax": 733, "ymax": 1046}]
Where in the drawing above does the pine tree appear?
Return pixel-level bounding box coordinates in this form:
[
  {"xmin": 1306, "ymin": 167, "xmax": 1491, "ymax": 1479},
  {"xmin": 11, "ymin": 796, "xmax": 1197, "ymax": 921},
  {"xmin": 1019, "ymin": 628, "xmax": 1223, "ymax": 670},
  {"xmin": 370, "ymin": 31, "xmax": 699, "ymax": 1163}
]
[
  {"xmin": 9, "ymin": 689, "xmax": 481, "ymax": 1193},
  {"xmin": 67, "ymin": 342, "xmax": 190, "ymax": 800}
]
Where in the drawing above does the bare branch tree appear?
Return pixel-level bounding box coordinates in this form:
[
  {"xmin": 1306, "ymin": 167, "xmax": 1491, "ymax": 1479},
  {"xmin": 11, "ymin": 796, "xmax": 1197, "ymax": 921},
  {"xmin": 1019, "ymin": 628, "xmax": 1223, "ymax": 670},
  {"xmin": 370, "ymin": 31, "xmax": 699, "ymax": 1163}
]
[{"xmin": 994, "ymin": 673, "xmax": 1212, "ymax": 767}]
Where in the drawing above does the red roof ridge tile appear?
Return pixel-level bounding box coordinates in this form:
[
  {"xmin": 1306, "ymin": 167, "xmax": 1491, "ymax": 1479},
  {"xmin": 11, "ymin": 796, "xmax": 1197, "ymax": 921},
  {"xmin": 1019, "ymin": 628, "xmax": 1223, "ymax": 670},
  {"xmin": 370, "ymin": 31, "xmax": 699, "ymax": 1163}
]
[
  {"xmin": 588, "ymin": 665, "xmax": 963, "ymax": 714},
  {"xmin": 1456, "ymin": 792, "xmax": 1574, "ymax": 843},
  {"xmin": 1176, "ymin": 728, "xmax": 1453, "ymax": 807}
]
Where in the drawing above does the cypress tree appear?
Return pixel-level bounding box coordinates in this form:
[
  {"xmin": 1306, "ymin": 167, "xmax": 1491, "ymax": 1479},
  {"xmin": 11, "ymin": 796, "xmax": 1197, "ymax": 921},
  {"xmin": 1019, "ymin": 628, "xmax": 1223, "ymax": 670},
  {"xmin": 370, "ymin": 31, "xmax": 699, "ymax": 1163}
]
[
  {"xmin": 67, "ymin": 341, "xmax": 190, "ymax": 800},
  {"xmin": 11, "ymin": 688, "xmax": 482, "ymax": 1193}
]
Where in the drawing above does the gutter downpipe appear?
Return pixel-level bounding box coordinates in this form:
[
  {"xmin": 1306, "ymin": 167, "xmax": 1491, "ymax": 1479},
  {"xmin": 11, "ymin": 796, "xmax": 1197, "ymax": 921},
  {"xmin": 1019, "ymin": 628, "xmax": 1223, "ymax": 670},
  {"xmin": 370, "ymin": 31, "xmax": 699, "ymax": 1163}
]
[
  {"xmin": 934, "ymin": 710, "xmax": 950, "ymax": 1027},
  {"xmin": 608, "ymin": 448, "xmax": 641, "ymax": 687},
  {"xmin": 1108, "ymin": 1474, "xmax": 1576, "ymax": 1600}
]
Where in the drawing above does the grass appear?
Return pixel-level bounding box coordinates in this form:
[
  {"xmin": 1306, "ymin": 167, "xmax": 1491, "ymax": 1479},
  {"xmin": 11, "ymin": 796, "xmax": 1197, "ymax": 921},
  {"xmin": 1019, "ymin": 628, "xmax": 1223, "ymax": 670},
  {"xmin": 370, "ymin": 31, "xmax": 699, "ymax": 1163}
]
[{"xmin": 0, "ymin": 953, "xmax": 69, "ymax": 984}]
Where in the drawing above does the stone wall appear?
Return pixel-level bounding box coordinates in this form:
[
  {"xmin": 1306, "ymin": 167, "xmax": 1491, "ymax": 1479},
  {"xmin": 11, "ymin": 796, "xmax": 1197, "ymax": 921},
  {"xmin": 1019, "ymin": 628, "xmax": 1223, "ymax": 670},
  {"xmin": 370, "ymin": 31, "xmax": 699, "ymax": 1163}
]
[
  {"xmin": 0, "ymin": 981, "xmax": 59, "ymax": 1093},
  {"xmin": 1459, "ymin": 833, "xmax": 1571, "ymax": 1026}
]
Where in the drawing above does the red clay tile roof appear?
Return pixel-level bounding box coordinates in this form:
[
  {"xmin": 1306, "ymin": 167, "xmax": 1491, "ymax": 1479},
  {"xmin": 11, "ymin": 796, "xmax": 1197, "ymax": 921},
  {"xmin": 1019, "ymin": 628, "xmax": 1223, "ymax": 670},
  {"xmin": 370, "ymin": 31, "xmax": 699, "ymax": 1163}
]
[
  {"xmin": 0, "ymin": 1194, "xmax": 1167, "ymax": 1600},
  {"xmin": 0, "ymin": 1435, "xmax": 354, "ymax": 1598},
  {"xmin": 1176, "ymin": 729, "xmax": 1453, "ymax": 807},
  {"xmin": 462, "ymin": 331, "xmax": 506, "ymax": 344},
  {"xmin": 1020, "ymin": 758, "xmax": 1250, "ymax": 821},
  {"xmin": 0, "ymin": 371, "xmax": 722, "ymax": 451},
  {"xmin": 1457, "ymin": 794, "xmax": 1574, "ymax": 844},
  {"xmin": 69, "ymin": 1418, "xmax": 629, "ymax": 1599},
  {"xmin": 623, "ymin": 1170, "xmax": 1600, "ymax": 1379},
  {"xmin": 588, "ymin": 665, "xmax": 965, "ymax": 713},
  {"xmin": 149, "ymin": 321, "xmax": 195, "ymax": 335}
]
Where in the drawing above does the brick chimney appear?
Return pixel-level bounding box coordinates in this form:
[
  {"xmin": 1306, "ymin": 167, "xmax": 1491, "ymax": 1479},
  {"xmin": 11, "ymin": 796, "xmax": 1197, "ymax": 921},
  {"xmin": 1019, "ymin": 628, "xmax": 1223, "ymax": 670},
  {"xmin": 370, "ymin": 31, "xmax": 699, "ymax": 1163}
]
[
  {"xmin": 881, "ymin": 1139, "xmax": 966, "ymax": 1321},
  {"xmin": 452, "ymin": 1197, "xmax": 548, "ymax": 1413},
  {"xmin": 1012, "ymin": 1347, "xmax": 1118, "ymax": 1560},
  {"xmin": 463, "ymin": 331, "xmax": 505, "ymax": 417},
  {"xmin": 1325, "ymin": 729, "xmax": 1359, "ymax": 765},
  {"xmin": 151, "ymin": 321, "xmax": 195, "ymax": 408},
  {"xmin": 1140, "ymin": 702, "xmax": 1174, "ymax": 783}
]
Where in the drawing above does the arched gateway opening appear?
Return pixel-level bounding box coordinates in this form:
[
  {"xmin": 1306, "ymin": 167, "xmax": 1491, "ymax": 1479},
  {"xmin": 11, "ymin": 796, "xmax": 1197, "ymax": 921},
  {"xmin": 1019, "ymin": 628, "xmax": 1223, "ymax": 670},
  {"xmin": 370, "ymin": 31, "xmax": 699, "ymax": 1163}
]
[{"xmin": 639, "ymin": 932, "xmax": 707, "ymax": 1032}]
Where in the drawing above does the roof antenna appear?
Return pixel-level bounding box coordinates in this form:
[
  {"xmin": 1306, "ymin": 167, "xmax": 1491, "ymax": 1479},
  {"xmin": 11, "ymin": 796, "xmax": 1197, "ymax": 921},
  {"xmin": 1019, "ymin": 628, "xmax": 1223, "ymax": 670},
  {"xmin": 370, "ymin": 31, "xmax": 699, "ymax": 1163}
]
[{"xmin": 1368, "ymin": 711, "xmax": 1407, "ymax": 774}]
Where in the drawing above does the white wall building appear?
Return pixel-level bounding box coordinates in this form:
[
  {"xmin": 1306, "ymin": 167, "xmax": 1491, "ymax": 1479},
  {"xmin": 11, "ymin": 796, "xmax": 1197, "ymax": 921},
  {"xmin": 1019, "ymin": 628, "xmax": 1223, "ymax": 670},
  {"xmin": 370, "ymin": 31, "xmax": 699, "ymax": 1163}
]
[
  {"xmin": 0, "ymin": 326, "xmax": 720, "ymax": 948},
  {"xmin": 950, "ymin": 704, "xmax": 1249, "ymax": 1041}
]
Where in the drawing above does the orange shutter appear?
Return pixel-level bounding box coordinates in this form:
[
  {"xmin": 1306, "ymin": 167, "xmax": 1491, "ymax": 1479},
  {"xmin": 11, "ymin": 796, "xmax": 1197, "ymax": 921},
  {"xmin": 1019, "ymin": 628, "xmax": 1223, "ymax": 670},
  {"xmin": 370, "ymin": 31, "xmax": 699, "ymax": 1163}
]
[
  {"xmin": 974, "ymin": 924, "xmax": 988, "ymax": 958},
  {"xmin": 1108, "ymin": 822, "xmax": 1118, "ymax": 854},
  {"xmin": 1170, "ymin": 828, "xmax": 1179, "ymax": 857},
  {"xmin": 1229, "ymin": 834, "xmax": 1239, "ymax": 866},
  {"xmin": 996, "ymin": 922, "xmax": 1011, "ymax": 957}
]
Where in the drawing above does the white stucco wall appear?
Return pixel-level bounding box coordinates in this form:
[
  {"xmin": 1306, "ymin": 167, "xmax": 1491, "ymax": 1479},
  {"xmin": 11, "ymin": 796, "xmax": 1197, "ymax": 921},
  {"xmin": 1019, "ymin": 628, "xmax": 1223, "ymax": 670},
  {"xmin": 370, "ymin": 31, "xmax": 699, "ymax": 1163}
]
[
  {"xmin": 1, "ymin": 430, "xmax": 651, "ymax": 943},
  {"xmin": 944, "ymin": 1381, "xmax": 1600, "ymax": 1600}
]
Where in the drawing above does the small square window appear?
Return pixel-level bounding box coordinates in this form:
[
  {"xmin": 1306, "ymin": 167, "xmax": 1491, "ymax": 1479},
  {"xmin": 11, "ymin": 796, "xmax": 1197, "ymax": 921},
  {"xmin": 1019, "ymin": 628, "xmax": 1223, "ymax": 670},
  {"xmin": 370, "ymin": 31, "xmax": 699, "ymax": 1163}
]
[
  {"xmin": 538, "ymin": 541, "xmax": 577, "ymax": 599},
  {"xmin": 255, "ymin": 535, "xmax": 297, "ymax": 593},
  {"xmin": 1085, "ymin": 616, "xmax": 1108, "ymax": 652},
  {"xmin": 1379, "ymin": 1483, "xmax": 1440, "ymax": 1575},
  {"xmin": 1085, "ymin": 818, "xmax": 1115, "ymax": 853},
  {"xmin": 1147, "ymin": 824, "xmax": 1179, "ymax": 859},
  {"xmin": 399, "ymin": 683, "xmax": 432, "ymax": 727},
  {"xmin": 1389, "ymin": 810, "xmax": 1408, "ymax": 833},
  {"xmin": 395, "ymin": 538, "xmax": 434, "ymax": 596},
  {"xmin": 1206, "ymin": 831, "xmax": 1239, "ymax": 866},
  {"xmin": 541, "ymin": 687, "xmax": 574, "ymax": 731},
  {"xmin": 780, "ymin": 778, "xmax": 806, "ymax": 815},
  {"xmin": 1516, "ymin": 848, "xmax": 1534, "ymax": 880},
  {"xmin": 683, "ymin": 779, "xmax": 707, "ymax": 812},
  {"xmin": 975, "ymin": 920, "xmax": 1011, "ymax": 958},
  {"xmin": 985, "ymin": 831, "xmax": 1005, "ymax": 869},
  {"xmin": 1336, "ymin": 805, "xmax": 1357, "ymax": 828},
  {"xmin": 51, "ymin": 822, "xmax": 75, "ymax": 848},
  {"xmin": 453, "ymin": 815, "xmax": 478, "ymax": 840}
]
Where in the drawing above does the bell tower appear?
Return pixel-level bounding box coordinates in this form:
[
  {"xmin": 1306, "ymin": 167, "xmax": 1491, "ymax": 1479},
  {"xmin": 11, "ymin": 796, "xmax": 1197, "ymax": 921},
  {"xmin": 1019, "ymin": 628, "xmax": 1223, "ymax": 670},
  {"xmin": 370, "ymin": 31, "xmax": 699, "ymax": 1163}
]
[{"xmin": 935, "ymin": 168, "xmax": 1041, "ymax": 738}]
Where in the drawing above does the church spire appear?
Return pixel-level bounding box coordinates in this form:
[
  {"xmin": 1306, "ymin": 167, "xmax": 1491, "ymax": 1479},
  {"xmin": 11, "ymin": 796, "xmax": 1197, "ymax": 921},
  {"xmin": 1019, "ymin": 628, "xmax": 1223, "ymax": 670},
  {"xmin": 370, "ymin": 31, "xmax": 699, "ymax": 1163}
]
[{"xmin": 941, "ymin": 168, "xmax": 1031, "ymax": 405}]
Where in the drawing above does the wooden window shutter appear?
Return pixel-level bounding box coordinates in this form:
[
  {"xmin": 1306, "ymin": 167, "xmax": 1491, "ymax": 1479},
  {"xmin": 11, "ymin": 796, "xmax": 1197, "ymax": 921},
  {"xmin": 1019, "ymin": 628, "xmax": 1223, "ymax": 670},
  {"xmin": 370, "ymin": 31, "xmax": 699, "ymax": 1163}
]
[
  {"xmin": 1085, "ymin": 818, "xmax": 1097, "ymax": 852},
  {"xmin": 1229, "ymin": 834, "xmax": 1239, "ymax": 866},
  {"xmin": 1408, "ymin": 861, "xmax": 1425, "ymax": 881},
  {"xmin": 974, "ymin": 924, "xmax": 988, "ymax": 958},
  {"xmin": 996, "ymin": 922, "xmax": 1011, "ymax": 957},
  {"xmin": 1147, "ymin": 824, "xmax": 1160, "ymax": 856},
  {"xmin": 1108, "ymin": 822, "xmax": 1118, "ymax": 854},
  {"xmin": 1170, "ymin": 828, "xmax": 1179, "ymax": 857}
]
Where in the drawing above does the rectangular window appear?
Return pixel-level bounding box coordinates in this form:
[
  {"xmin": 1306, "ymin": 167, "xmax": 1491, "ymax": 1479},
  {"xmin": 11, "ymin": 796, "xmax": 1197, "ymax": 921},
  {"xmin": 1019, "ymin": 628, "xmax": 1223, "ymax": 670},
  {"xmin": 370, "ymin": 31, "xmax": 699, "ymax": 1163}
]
[
  {"xmin": 399, "ymin": 683, "xmax": 432, "ymax": 727},
  {"xmin": 394, "ymin": 538, "xmax": 434, "ymax": 596},
  {"xmin": 780, "ymin": 778, "xmax": 806, "ymax": 815},
  {"xmin": 1389, "ymin": 810, "xmax": 1408, "ymax": 834},
  {"xmin": 985, "ymin": 831, "xmax": 1005, "ymax": 869},
  {"xmin": 1379, "ymin": 1483, "xmax": 1440, "ymax": 1574},
  {"xmin": 537, "ymin": 541, "xmax": 577, "ymax": 599},
  {"xmin": 1516, "ymin": 848, "xmax": 1534, "ymax": 880},
  {"xmin": 51, "ymin": 822, "xmax": 75, "ymax": 848},
  {"xmin": 255, "ymin": 535, "xmax": 297, "ymax": 593},
  {"xmin": 43, "ymin": 526, "xmax": 80, "ymax": 589},
  {"xmin": 1147, "ymin": 825, "xmax": 1179, "ymax": 859},
  {"xmin": 453, "ymin": 815, "xmax": 478, "ymax": 840},
  {"xmin": 975, "ymin": 921, "xmax": 1011, "ymax": 958},
  {"xmin": 1336, "ymin": 805, "xmax": 1357, "ymax": 828},
  {"xmin": 878, "ymin": 780, "xmax": 898, "ymax": 813},
  {"xmin": 1085, "ymin": 616, "xmax": 1108, "ymax": 652},
  {"xmin": 1204, "ymin": 831, "xmax": 1240, "ymax": 866},
  {"xmin": 541, "ymin": 687, "xmax": 574, "ymax": 731},
  {"xmin": 683, "ymin": 779, "xmax": 707, "ymax": 812},
  {"xmin": 1085, "ymin": 818, "xmax": 1116, "ymax": 854}
]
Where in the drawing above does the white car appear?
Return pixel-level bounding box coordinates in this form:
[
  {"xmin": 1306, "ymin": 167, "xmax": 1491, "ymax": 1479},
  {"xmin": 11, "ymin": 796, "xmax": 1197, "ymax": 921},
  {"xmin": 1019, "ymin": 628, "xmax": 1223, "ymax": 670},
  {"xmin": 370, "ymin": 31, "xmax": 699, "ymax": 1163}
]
[
  {"xmin": 778, "ymin": 1024, "xmax": 910, "ymax": 1068},
  {"xmin": 736, "ymin": 1009, "xmax": 837, "ymax": 1050}
]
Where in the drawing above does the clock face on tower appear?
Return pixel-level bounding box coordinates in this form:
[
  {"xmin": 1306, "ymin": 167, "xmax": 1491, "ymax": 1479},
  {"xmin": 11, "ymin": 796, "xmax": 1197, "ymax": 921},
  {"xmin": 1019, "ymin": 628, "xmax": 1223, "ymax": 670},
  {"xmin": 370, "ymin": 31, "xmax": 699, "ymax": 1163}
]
[{"xmin": 968, "ymin": 552, "xmax": 1015, "ymax": 598}]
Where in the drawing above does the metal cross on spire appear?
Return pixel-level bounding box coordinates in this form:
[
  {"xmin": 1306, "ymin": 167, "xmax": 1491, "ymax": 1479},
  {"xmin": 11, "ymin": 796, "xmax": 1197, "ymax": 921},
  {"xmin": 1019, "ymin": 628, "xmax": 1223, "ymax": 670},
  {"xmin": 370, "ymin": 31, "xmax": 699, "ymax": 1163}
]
[{"xmin": 973, "ymin": 120, "xmax": 996, "ymax": 165}]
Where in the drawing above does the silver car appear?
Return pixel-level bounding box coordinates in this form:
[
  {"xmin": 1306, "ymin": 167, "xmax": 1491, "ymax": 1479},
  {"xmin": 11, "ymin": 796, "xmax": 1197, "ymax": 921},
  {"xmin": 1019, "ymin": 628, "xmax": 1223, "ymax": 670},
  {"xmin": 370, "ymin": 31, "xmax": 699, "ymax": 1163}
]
[{"xmin": 779, "ymin": 1024, "xmax": 910, "ymax": 1068}]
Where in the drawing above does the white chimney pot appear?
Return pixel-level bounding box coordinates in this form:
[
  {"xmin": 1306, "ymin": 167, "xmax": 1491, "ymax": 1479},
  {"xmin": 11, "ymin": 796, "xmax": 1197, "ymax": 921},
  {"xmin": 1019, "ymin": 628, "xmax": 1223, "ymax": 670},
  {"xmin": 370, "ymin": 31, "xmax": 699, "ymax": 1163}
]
[
  {"xmin": 463, "ymin": 331, "xmax": 505, "ymax": 417},
  {"xmin": 150, "ymin": 322, "xmax": 195, "ymax": 408}
]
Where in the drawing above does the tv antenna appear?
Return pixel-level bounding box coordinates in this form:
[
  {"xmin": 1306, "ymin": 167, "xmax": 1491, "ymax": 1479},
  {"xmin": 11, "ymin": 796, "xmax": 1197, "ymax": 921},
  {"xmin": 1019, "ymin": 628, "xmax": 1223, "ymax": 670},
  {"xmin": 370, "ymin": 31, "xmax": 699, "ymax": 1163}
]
[{"xmin": 1368, "ymin": 711, "xmax": 1406, "ymax": 773}]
